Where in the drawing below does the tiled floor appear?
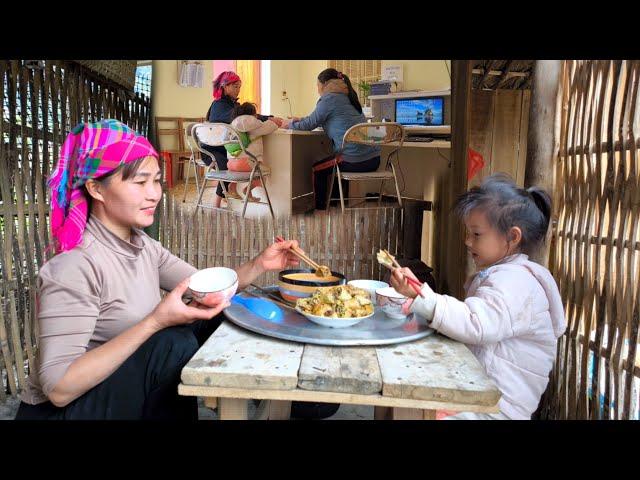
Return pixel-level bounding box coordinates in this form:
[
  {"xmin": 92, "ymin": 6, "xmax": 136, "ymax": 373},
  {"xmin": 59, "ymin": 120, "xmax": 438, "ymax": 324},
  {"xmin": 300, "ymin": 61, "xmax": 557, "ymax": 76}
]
[{"xmin": 169, "ymin": 179, "xmax": 398, "ymax": 215}]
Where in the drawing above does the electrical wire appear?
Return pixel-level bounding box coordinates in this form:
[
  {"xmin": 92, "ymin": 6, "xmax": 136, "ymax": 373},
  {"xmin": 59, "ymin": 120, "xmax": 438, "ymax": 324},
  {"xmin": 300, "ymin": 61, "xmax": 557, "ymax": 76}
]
[
  {"xmin": 384, "ymin": 150, "xmax": 405, "ymax": 197},
  {"xmin": 444, "ymin": 60, "xmax": 451, "ymax": 81},
  {"xmin": 437, "ymin": 148, "xmax": 452, "ymax": 168},
  {"xmin": 396, "ymin": 151, "xmax": 406, "ymax": 194},
  {"xmin": 286, "ymin": 97, "xmax": 293, "ymax": 118}
]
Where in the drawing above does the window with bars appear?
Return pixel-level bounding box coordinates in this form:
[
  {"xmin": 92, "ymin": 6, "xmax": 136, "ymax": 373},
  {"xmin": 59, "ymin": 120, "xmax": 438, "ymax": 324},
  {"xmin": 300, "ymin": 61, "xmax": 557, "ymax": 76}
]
[
  {"xmin": 2, "ymin": 63, "xmax": 65, "ymax": 182},
  {"xmin": 3, "ymin": 65, "xmax": 49, "ymax": 128},
  {"xmin": 328, "ymin": 60, "xmax": 381, "ymax": 106},
  {"xmin": 134, "ymin": 64, "xmax": 152, "ymax": 99}
]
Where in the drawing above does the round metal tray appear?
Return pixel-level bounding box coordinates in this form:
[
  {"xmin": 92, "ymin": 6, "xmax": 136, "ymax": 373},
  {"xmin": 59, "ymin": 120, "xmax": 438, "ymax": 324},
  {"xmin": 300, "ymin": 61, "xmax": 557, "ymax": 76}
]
[{"xmin": 222, "ymin": 286, "xmax": 434, "ymax": 346}]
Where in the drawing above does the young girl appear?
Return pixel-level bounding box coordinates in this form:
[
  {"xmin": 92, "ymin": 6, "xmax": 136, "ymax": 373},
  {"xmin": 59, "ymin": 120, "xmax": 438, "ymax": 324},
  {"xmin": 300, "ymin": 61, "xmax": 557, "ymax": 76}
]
[
  {"xmin": 224, "ymin": 102, "xmax": 278, "ymax": 201},
  {"xmin": 14, "ymin": 119, "xmax": 300, "ymax": 420},
  {"xmin": 390, "ymin": 174, "xmax": 566, "ymax": 420}
]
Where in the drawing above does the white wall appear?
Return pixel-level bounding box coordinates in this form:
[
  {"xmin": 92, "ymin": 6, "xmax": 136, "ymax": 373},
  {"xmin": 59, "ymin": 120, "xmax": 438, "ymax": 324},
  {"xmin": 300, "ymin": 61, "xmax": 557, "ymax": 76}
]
[
  {"xmin": 260, "ymin": 60, "xmax": 271, "ymax": 115},
  {"xmin": 152, "ymin": 60, "xmax": 213, "ymax": 119},
  {"xmin": 268, "ymin": 60, "xmax": 327, "ymax": 118},
  {"xmin": 381, "ymin": 60, "xmax": 451, "ymax": 91}
]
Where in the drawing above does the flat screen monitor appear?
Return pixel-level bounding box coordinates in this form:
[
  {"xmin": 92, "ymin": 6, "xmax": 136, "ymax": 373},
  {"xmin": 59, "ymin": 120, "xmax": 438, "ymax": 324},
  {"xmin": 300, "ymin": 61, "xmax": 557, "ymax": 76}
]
[{"xmin": 395, "ymin": 97, "xmax": 444, "ymax": 126}]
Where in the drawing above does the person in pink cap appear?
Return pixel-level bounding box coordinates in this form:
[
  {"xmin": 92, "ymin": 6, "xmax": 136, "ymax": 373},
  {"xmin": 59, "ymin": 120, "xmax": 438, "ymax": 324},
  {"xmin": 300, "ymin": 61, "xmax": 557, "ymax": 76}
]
[
  {"xmin": 203, "ymin": 71, "xmax": 284, "ymax": 208},
  {"xmin": 15, "ymin": 119, "xmax": 300, "ymax": 420}
]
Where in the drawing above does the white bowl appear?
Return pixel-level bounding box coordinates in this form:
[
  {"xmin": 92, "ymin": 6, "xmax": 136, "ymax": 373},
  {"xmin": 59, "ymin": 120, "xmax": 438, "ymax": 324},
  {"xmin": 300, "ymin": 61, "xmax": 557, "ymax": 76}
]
[
  {"xmin": 295, "ymin": 307, "xmax": 373, "ymax": 329},
  {"xmin": 347, "ymin": 279, "xmax": 389, "ymax": 301},
  {"xmin": 188, "ymin": 267, "xmax": 238, "ymax": 307},
  {"xmin": 375, "ymin": 287, "xmax": 408, "ymax": 320}
]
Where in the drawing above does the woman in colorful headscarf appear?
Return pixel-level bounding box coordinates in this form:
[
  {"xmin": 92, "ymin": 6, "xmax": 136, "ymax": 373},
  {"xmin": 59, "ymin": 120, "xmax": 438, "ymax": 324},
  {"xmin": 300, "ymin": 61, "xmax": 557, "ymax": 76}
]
[
  {"xmin": 203, "ymin": 71, "xmax": 284, "ymax": 208},
  {"xmin": 14, "ymin": 119, "xmax": 300, "ymax": 420}
]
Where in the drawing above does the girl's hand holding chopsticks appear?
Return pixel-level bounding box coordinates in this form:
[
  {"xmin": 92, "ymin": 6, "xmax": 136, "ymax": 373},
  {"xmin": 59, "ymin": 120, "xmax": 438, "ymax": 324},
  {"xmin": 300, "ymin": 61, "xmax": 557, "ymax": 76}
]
[
  {"xmin": 377, "ymin": 249, "xmax": 425, "ymax": 299},
  {"xmin": 390, "ymin": 267, "xmax": 431, "ymax": 300}
]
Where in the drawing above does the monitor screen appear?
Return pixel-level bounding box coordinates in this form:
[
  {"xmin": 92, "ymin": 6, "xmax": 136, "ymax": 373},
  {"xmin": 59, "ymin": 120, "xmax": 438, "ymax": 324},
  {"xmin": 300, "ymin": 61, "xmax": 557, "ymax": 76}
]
[{"xmin": 395, "ymin": 97, "xmax": 444, "ymax": 126}]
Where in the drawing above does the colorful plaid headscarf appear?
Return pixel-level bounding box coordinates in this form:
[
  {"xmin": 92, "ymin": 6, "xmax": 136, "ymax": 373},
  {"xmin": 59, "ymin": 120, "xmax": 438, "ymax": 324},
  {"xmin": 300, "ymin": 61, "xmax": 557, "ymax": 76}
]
[
  {"xmin": 213, "ymin": 71, "xmax": 241, "ymax": 100},
  {"xmin": 48, "ymin": 119, "xmax": 158, "ymax": 253}
]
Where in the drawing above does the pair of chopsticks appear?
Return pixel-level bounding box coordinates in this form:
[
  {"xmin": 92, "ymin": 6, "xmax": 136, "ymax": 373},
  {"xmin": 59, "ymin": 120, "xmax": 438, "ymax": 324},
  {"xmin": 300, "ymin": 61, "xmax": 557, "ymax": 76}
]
[
  {"xmin": 275, "ymin": 235, "xmax": 322, "ymax": 271},
  {"xmin": 380, "ymin": 249, "xmax": 425, "ymax": 299},
  {"xmin": 248, "ymin": 283, "xmax": 296, "ymax": 310}
]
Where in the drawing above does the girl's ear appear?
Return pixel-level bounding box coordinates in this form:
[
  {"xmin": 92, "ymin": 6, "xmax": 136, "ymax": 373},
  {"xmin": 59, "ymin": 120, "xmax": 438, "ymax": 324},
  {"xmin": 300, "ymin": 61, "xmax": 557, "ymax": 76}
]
[{"xmin": 508, "ymin": 226, "xmax": 522, "ymax": 248}]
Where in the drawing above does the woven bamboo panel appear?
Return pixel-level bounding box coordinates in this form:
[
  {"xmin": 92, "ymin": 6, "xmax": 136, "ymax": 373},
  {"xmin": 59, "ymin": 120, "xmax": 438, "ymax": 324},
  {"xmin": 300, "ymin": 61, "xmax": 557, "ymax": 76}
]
[
  {"xmin": 538, "ymin": 60, "xmax": 640, "ymax": 420},
  {"xmin": 74, "ymin": 60, "xmax": 137, "ymax": 91},
  {"xmin": 157, "ymin": 194, "xmax": 404, "ymax": 289},
  {"xmin": 0, "ymin": 60, "xmax": 152, "ymax": 397}
]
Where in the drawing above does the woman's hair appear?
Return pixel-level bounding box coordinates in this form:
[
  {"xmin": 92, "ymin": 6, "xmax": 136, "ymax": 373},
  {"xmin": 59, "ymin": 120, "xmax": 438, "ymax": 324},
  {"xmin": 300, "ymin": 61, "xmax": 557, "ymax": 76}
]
[
  {"xmin": 231, "ymin": 102, "xmax": 258, "ymax": 119},
  {"xmin": 317, "ymin": 68, "xmax": 362, "ymax": 114},
  {"xmin": 83, "ymin": 156, "xmax": 151, "ymax": 210},
  {"xmin": 212, "ymin": 71, "xmax": 241, "ymax": 100},
  {"xmin": 454, "ymin": 173, "xmax": 552, "ymax": 254},
  {"xmin": 97, "ymin": 156, "xmax": 149, "ymax": 184}
]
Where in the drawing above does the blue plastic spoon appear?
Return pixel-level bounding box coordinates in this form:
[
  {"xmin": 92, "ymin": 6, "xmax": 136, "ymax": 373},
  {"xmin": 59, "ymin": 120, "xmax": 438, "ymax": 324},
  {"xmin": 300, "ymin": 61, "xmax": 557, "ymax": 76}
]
[{"xmin": 231, "ymin": 294, "xmax": 284, "ymax": 322}]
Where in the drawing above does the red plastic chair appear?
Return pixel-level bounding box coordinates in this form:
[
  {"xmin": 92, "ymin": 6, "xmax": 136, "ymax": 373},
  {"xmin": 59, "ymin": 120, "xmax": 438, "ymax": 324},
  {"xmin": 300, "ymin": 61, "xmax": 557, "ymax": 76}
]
[{"xmin": 160, "ymin": 151, "xmax": 173, "ymax": 189}]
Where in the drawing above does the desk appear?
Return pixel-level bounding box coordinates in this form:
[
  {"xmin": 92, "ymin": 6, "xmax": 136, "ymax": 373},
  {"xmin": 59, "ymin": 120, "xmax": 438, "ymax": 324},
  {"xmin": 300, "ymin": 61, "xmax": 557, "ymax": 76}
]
[
  {"xmin": 390, "ymin": 139, "xmax": 451, "ymax": 149},
  {"xmin": 178, "ymin": 321, "xmax": 501, "ymax": 420},
  {"xmin": 263, "ymin": 130, "xmax": 449, "ymax": 215},
  {"xmin": 263, "ymin": 129, "xmax": 333, "ymax": 216}
]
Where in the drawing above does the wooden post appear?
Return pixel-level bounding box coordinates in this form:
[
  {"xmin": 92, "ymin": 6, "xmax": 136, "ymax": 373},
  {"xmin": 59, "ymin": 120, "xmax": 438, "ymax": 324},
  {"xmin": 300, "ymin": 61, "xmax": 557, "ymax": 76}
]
[
  {"xmin": 218, "ymin": 398, "xmax": 249, "ymax": 420},
  {"xmin": 524, "ymin": 60, "xmax": 562, "ymax": 267},
  {"xmin": 437, "ymin": 60, "xmax": 471, "ymax": 298}
]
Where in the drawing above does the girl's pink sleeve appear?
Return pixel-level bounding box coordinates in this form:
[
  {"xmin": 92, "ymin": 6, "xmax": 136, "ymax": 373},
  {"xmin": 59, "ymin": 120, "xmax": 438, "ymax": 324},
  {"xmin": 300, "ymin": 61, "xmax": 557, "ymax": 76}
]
[{"xmin": 249, "ymin": 119, "xmax": 278, "ymax": 139}]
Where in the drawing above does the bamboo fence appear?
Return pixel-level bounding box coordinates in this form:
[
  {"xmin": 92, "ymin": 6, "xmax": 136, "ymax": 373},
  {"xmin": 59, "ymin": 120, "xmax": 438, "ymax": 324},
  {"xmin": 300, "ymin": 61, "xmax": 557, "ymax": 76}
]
[
  {"xmin": 538, "ymin": 60, "xmax": 640, "ymax": 419},
  {"xmin": 158, "ymin": 196, "xmax": 404, "ymax": 290},
  {"xmin": 0, "ymin": 60, "xmax": 151, "ymax": 399}
]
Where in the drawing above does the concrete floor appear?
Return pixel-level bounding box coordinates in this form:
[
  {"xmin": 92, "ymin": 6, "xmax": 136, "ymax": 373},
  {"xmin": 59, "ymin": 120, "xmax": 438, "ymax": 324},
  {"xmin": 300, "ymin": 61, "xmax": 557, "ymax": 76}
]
[
  {"xmin": 197, "ymin": 398, "xmax": 373, "ymax": 420},
  {"xmin": 1, "ymin": 396, "xmax": 373, "ymax": 420},
  {"xmin": 169, "ymin": 177, "xmax": 397, "ymax": 215}
]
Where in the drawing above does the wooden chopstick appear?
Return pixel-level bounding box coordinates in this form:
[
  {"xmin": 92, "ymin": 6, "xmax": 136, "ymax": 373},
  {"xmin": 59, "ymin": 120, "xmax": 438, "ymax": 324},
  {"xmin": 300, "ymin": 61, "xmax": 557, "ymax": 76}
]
[
  {"xmin": 276, "ymin": 236, "xmax": 321, "ymax": 270},
  {"xmin": 383, "ymin": 249, "xmax": 402, "ymax": 269},
  {"xmin": 381, "ymin": 249, "xmax": 425, "ymax": 299},
  {"xmin": 289, "ymin": 246, "xmax": 321, "ymax": 271},
  {"xmin": 248, "ymin": 284, "xmax": 296, "ymax": 309},
  {"xmin": 383, "ymin": 249, "xmax": 423, "ymax": 287}
]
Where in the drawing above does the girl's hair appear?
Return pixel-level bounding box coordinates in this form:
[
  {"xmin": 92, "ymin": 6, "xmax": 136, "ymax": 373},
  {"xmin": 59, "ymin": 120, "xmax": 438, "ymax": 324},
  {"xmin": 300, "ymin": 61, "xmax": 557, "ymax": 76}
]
[
  {"xmin": 317, "ymin": 68, "xmax": 362, "ymax": 114},
  {"xmin": 454, "ymin": 173, "xmax": 552, "ymax": 254},
  {"xmin": 231, "ymin": 102, "xmax": 258, "ymax": 120}
]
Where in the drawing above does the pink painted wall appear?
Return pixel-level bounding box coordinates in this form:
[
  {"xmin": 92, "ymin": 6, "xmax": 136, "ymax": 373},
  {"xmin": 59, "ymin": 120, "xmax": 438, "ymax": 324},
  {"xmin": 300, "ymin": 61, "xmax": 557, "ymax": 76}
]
[{"xmin": 213, "ymin": 60, "xmax": 236, "ymax": 79}]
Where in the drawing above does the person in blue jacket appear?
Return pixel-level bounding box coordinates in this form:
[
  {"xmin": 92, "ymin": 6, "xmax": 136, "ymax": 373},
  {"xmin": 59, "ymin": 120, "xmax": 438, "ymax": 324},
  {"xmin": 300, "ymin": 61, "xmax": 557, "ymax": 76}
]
[{"xmin": 282, "ymin": 68, "xmax": 380, "ymax": 210}]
